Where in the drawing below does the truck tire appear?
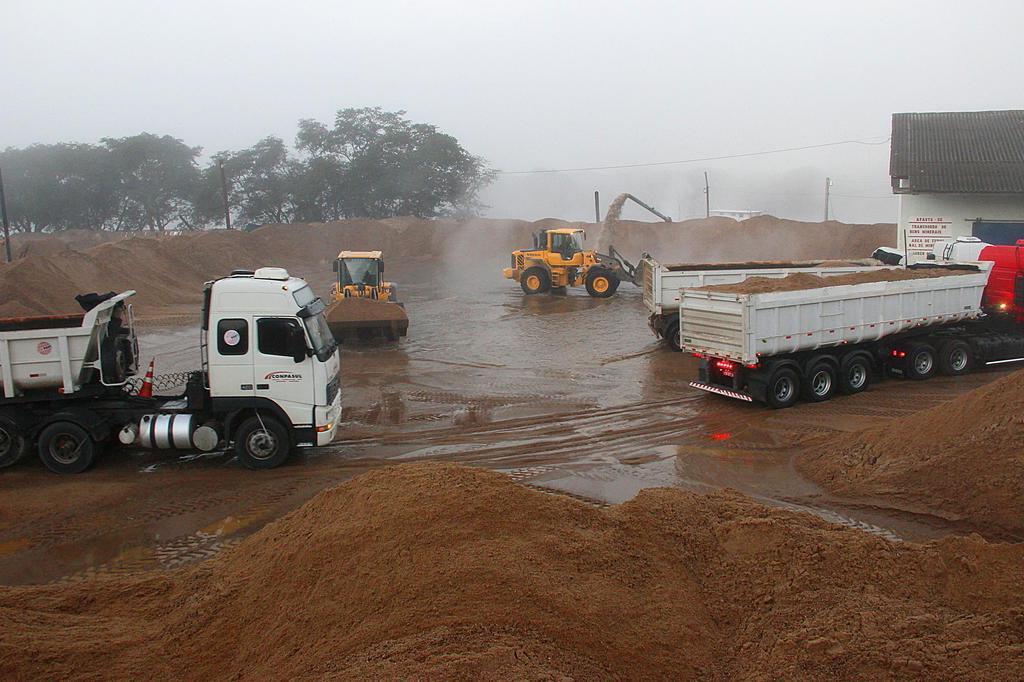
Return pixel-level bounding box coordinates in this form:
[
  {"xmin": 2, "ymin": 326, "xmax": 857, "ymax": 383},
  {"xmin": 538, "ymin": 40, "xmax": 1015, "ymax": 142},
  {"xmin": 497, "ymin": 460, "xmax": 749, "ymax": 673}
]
[
  {"xmin": 802, "ymin": 361, "xmax": 836, "ymax": 402},
  {"xmin": 838, "ymin": 354, "xmax": 871, "ymax": 394},
  {"xmin": 662, "ymin": 318, "xmax": 681, "ymax": 351},
  {"xmin": 37, "ymin": 421, "xmax": 98, "ymax": 474},
  {"xmin": 0, "ymin": 415, "xmax": 30, "ymax": 469},
  {"xmin": 520, "ymin": 267, "xmax": 551, "ymax": 295},
  {"xmin": 938, "ymin": 340, "xmax": 972, "ymax": 376},
  {"xmin": 765, "ymin": 367, "xmax": 800, "ymax": 409},
  {"xmin": 905, "ymin": 343, "xmax": 937, "ymax": 381},
  {"xmin": 585, "ymin": 268, "xmax": 619, "ymax": 298},
  {"xmin": 234, "ymin": 415, "xmax": 292, "ymax": 470}
]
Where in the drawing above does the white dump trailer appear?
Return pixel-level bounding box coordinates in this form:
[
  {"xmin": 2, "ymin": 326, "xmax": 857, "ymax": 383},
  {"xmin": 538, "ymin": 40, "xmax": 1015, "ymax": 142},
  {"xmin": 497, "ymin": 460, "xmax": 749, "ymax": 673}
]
[
  {"xmin": 640, "ymin": 255, "xmax": 883, "ymax": 349},
  {"xmin": 680, "ymin": 263, "xmax": 1002, "ymax": 407}
]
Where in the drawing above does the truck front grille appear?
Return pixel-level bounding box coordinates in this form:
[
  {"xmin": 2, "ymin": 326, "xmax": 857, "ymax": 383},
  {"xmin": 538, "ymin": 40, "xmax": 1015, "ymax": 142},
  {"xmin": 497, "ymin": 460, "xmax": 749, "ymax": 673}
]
[{"xmin": 326, "ymin": 376, "xmax": 340, "ymax": 404}]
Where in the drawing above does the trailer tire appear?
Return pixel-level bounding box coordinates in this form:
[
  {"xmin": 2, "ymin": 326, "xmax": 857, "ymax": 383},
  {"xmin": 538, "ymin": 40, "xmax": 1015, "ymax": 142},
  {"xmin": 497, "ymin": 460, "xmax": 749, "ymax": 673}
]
[
  {"xmin": 520, "ymin": 267, "xmax": 551, "ymax": 295},
  {"xmin": 585, "ymin": 268, "xmax": 619, "ymax": 298},
  {"xmin": 838, "ymin": 354, "xmax": 872, "ymax": 395},
  {"xmin": 905, "ymin": 343, "xmax": 937, "ymax": 380},
  {"xmin": 0, "ymin": 415, "xmax": 30, "ymax": 469},
  {"xmin": 938, "ymin": 340, "xmax": 972, "ymax": 376},
  {"xmin": 234, "ymin": 416, "xmax": 292, "ymax": 470},
  {"xmin": 662, "ymin": 319, "xmax": 681, "ymax": 351},
  {"xmin": 765, "ymin": 367, "xmax": 800, "ymax": 409},
  {"xmin": 802, "ymin": 361, "xmax": 836, "ymax": 402},
  {"xmin": 37, "ymin": 422, "xmax": 98, "ymax": 474}
]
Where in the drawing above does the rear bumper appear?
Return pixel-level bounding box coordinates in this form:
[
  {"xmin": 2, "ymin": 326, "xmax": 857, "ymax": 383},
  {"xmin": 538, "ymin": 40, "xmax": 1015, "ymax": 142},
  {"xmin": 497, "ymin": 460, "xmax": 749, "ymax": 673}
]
[{"xmin": 689, "ymin": 381, "xmax": 753, "ymax": 402}]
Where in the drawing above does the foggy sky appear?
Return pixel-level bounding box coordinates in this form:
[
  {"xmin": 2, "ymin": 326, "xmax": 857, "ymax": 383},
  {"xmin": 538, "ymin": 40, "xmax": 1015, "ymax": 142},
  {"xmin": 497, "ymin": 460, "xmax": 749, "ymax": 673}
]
[{"xmin": 5, "ymin": 0, "xmax": 1023, "ymax": 224}]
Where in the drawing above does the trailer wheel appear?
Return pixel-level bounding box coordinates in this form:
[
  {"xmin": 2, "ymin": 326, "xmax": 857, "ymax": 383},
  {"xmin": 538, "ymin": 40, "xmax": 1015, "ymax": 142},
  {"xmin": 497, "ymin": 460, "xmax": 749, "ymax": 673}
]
[
  {"xmin": 802, "ymin": 362, "xmax": 836, "ymax": 402},
  {"xmin": 662, "ymin": 319, "xmax": 681, "ymax": 351},
  {"xmin": 838, "ymin": 355, "xmax": 871, "ymax": 394},
  {"xmin": 0, "ymin": 415, "xmax": 30, "ymax": 469},
  {"xmin": 905, "ymin": 343, "xmax": 937, "ymax": 380},
  {"xmin": 520, "ymin": 267, "xmax": 551, "ymax": 295},
  {"xmin": 938, "ymin": 340, "xmax": 972, "ymax": 376},
  {"xmin": 234, "ymin": 416, "xmax": 292, "ymax": 470},
  {"xmin": 585, "ymin": 268, "xmax": 619, "ymax": 298},
  {"xmin": 765, "ymin": 368, "xmax": 800, "ymax": 409},
  {"xmin": 37, "ymin": 422, "xmax": 97, "ymax": 474}
]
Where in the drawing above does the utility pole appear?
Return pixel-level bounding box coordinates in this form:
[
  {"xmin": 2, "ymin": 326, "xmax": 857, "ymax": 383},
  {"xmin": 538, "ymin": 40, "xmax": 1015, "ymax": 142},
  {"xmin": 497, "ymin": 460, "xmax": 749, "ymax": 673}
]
[
  {"xmin": 703, "ymin": 171, "xmax": 710, "ymax": 218},
  {"xmin": 0, "ymin": 168, "xmax": 12, "ymax": 263},
  {"xmin": 594, "ymin": 190, "xmax": 601, "ymax": 222},
  {"xmin": 823, "ymin": 177, "xmax": 832, "ymax": 222},
  {"xmin": 218, "ymin": 160, "xmax": 232, "ymax": 230}
]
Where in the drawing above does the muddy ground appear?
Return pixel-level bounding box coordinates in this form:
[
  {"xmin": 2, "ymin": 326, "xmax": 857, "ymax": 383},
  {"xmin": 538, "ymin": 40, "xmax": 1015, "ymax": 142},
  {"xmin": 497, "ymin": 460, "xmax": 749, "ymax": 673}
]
[{"xmin": 0, "ymin": 253, "xmax": 1018, "ymax": 586}]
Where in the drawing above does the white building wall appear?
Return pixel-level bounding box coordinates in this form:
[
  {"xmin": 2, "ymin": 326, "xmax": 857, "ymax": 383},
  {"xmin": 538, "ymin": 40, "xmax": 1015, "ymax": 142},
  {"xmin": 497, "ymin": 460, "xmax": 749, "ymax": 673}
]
[{"xmin": 897, "ymin": 193, "xmax": 1024, "ymax": 261}]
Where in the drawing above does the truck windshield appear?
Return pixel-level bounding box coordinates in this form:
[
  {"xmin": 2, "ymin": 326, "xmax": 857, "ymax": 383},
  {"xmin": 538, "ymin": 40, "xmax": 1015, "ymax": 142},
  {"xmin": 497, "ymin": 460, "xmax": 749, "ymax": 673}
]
[
  {"xmin": 340, "ymin": 258, "xmax": 380, "ymax": 287},
  {"xmin": 293, "ymin": 287, "xmax": 337, "ymax": 360}
]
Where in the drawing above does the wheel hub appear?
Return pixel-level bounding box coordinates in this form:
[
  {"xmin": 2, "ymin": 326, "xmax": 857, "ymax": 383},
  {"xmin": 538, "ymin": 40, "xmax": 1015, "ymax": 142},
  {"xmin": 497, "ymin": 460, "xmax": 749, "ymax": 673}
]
[
  {"xmin": 50, "ymin": 434, "xmax": 82, "ymax": 465},
  {"xmin": 775, "ymin": 378, "xmax": 794, "ymax": 401},
  {"xmin": 951, "ymin": 349, "xmax": 967, "ymax": 370},
  {"xmin": 247, "ymin": 430, "xmax": 278, "ymax": 460},
  {"xmin": 849, "ymin": 365, "xmax": 866, "ymax": 388},
  {"xmin": 593, "ymin": 277, "xmax": 609, "ymax": 293},
  {"xmin": 812, "ymin": 370, "xmax": 831, "ymax": 396},
  {"xmin": 915, "ymin": 353, "xmax": 933, "ymax": 374}
]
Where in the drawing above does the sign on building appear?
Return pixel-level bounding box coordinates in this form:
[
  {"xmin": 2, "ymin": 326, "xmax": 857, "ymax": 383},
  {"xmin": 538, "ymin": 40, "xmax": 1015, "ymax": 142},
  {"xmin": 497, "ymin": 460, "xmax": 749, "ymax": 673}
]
[{"xmin": 905, "ymin": 217, "xmax": 952, "ymax": 258}]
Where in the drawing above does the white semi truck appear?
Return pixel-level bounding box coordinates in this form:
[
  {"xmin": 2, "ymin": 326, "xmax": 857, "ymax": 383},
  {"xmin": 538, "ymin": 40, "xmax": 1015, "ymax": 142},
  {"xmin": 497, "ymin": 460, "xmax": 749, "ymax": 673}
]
[
  {"xmin": 680, "ymin": 236, "xmax": 1024, "ymax": 408},
  {"xmin": 0, "ymin": 267, "xmax": 341, "ymax": 473},
  {"xmin": 640, "ymin": 255, "xmax": 884, "ymax": 350}
]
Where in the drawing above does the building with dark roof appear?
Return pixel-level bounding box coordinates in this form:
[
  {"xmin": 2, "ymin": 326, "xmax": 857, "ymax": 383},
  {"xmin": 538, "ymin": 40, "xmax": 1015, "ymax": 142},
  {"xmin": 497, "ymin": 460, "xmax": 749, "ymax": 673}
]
[{"xmin": 890, "ymin": 110, "xmax": 1024, "ymax": 260}]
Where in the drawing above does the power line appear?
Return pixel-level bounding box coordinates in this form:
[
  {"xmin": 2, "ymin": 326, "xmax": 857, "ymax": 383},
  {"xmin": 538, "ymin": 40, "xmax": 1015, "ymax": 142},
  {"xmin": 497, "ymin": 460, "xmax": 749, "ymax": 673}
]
[{"xmin": 495, "ymin": 137, "xmax": 891, "ymax": 175}]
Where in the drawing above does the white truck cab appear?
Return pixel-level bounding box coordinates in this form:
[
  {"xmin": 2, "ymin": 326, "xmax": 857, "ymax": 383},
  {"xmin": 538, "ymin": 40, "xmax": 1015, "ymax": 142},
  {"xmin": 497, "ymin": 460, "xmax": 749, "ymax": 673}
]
[{"xmin": 204, "ymin": 267, "xmax": 341, "ymax": 452}]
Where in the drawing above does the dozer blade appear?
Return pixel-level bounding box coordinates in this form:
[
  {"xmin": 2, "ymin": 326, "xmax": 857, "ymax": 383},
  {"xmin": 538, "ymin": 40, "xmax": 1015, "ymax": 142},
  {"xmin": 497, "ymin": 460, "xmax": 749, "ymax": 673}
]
[{"xmin": 325, "ymin": 298, "xmax": 409, "ymax": 342}]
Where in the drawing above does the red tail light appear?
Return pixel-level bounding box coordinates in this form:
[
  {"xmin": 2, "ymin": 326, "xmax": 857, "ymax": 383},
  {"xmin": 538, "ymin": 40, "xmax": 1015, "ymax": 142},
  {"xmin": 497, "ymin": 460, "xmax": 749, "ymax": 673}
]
[
  {"xmin": 891, "ymin": 349, "xmax": 907, "ymax": 359},
  {"xmin": 714, "ymin": 358, "xmax": 737, "ymax": 377}
]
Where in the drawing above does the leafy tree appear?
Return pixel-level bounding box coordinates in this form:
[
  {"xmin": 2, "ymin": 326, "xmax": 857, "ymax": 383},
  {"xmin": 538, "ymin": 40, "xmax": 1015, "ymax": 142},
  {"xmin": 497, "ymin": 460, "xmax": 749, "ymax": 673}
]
[
  {"xmin": 208, "ymin": 137, "xmax": 301, "ymax": 225},
  {"xmin": 296, "ymin": 107, "xmax": 492, "ymax": 218},
  {"xmin": 102, "ymin": 133, "xmax": 203, "ymax": 231}
]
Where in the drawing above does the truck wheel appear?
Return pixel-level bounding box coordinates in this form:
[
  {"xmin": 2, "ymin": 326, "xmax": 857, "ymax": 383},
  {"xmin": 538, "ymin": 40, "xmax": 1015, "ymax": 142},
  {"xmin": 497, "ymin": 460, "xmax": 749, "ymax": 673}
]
[
  {"xmin": 585, "ymin": 268, "xmax": 619, "ymax": 298},
  {"xmin": 520, "ymin": 267, "xmax": 551, "ymax": 295},
  {"xmin": 938, "ymin": 340, "xmax": 972, "ymax": 376},
  {"xmin": 765, "ymin": 368, "xmax": 800, "ymax": 409},
  {"xmin": 838, "ymin": 355, "xmax": 871, "ymax": 394},
  {"xmin": 37, "ymin": 422, "xmax": 97, "ymax": 474},
  {"xmin": 663, "ymin": 319, "xmax": 681, "ymax": 351},
  {"xmin": 802, "ymin": 362, "xmax": 836, "ymax": 402},
  {"xmin": 234, "ymin": 416, "xmax": 292, "ymax": 470},
  {"xmin": 905, "ymin": 344, "xmax": 937, "ymax": 380},
  {"xmin": 0, "ymin": 415, "xmax": 30, "ymax": 469}
]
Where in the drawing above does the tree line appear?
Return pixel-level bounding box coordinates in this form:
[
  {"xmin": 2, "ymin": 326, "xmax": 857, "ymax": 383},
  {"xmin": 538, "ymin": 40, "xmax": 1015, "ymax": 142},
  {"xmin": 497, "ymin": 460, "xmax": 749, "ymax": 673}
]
[{"xmin": 0, "ymin": 107, "xmax": 493, "ymax": 232}]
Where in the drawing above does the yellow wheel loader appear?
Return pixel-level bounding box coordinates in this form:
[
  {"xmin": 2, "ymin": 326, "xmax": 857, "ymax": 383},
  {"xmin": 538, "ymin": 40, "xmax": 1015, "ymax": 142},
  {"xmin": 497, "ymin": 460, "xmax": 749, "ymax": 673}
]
[
  {"xmin": 325, "ymin": 250, "xmax": 409, "ymax": 342},
  {"xmin": 502, "ymin": 228, "xmax": 640, "ymax": 297}
]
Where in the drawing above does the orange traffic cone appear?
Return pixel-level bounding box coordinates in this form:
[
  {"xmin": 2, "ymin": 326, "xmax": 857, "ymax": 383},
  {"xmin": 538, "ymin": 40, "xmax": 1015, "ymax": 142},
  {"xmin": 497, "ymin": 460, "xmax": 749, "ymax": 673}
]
[{"xmin": 138, "ymin": 359, "xmax": 155, "ymax": 398}]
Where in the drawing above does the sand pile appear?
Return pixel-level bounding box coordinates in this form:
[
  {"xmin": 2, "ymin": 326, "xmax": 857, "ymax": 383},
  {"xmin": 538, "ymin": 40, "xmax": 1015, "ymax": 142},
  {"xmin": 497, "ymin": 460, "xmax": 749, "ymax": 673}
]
[
  {"xmin": 700, "ymin": 266, "xmax": 973, "ymax": 295},
  {"xmin": 1, "ymin": 464, "xmax": 1021, "ymax": 679},
  {"xmin": 0, "ymin": 216, "xmax": 894, "ymax": 318},
  {"xmin": 799, "ymin": 369, "xmax": 1024, "ymax": 537}
]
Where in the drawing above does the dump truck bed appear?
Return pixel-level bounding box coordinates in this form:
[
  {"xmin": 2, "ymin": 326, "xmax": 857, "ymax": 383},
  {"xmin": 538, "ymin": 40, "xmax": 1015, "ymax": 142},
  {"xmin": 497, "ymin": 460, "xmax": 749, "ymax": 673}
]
[
  {"xmin": 678, "ymin": 266, "xmax": 992, "ymax": 366},
  {"xmin": 0, "ymin": 291, "xmax": 136, "ymax": 399},
  {"xmin": 640, "ymin": 255, "xmax": 882, "ymax": 315}
]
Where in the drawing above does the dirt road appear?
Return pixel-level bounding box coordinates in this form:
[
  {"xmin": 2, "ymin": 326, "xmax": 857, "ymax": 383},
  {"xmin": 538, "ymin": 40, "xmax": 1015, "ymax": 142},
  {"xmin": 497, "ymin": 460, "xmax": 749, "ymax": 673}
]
[{"xmin": 0, "ymin": 264, "xmax": 1015, "ymax": 585}]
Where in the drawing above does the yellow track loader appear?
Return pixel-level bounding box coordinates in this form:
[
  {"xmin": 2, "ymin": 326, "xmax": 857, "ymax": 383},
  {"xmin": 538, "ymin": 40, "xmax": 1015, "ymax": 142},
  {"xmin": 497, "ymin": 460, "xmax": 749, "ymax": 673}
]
[
  {"xmin": 325, "ymin": 250, "xmax": 409, "ymax": 342},
  {"xmin": 503, "ymin": 228, "xmax": 639, "ymax": 297}
]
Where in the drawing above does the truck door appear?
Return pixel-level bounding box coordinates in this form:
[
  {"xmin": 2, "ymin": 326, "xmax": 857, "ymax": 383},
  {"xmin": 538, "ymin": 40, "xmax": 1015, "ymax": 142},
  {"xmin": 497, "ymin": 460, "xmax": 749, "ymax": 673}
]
[
  {"xmin": 209, "ymin": 317, "xmax": 255, "ymax": 397},
  {"xmin": 253, "ymin": 317, "xmax": 314, "ymax": 426}
]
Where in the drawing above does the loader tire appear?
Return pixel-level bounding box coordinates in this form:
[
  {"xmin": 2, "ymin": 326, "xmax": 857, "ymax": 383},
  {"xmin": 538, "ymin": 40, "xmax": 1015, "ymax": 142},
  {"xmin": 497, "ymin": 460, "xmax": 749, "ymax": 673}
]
[
  {"xmin": 234, "ymin": 416, "xmax": 292, "ymax": 470},
  {"xmin": 0, "ymin": 415, "xmax": 30, "ymax": 469},
  {"xmin": 37, "ymin": 421, "xmax": 98, "ymax": 474},
  {"xmin": 585, "ymin": 268, "xmax": 619, "ymax": 298},
  {"xmin": 520, "ymin": 267, "xmax": 551, "ymax": 295}
]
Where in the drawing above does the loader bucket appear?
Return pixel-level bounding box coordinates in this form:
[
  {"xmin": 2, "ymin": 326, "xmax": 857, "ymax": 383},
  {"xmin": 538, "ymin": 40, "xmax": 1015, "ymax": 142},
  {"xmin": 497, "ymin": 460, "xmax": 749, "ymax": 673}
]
[{"xmin": 325, "ymin": 297, "xmax": 409, "ymax": 342}]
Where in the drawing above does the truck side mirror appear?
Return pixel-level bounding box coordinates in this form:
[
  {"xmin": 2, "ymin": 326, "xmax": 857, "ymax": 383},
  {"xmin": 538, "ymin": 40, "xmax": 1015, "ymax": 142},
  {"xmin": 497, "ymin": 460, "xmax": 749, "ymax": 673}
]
[{"xmin": 288, "ymin": 326, "xmax": 308, "ymax": 363}]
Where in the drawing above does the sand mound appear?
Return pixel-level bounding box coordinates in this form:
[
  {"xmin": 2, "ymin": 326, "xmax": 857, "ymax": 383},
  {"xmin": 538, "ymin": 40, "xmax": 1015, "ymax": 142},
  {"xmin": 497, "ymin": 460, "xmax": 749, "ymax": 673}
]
[
  {"xmin": 799, "ymin": 369, "xmax": 1024, "ymax": 536},
  {"xmin": 1, "ymin": 464, "xmax": 1021, "ymax": 679},
  {"xmin": 0, "ymin": 217, "xmax": 894, "ymax": 318},
  {"xmin": 700, "ymin": 266, "xmax": 972, "ymax": 295}
]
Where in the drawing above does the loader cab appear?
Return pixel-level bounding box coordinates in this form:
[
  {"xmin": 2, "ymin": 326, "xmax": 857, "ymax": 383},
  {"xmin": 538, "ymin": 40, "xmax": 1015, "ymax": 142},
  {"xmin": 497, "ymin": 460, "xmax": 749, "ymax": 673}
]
[
  {"xmin": 334, "ymin": 250, "xmax": 383, "ymax": 289},
  {"xmin": 547, "ymin": 229, "xmax": 586, "ymax": 262}
]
